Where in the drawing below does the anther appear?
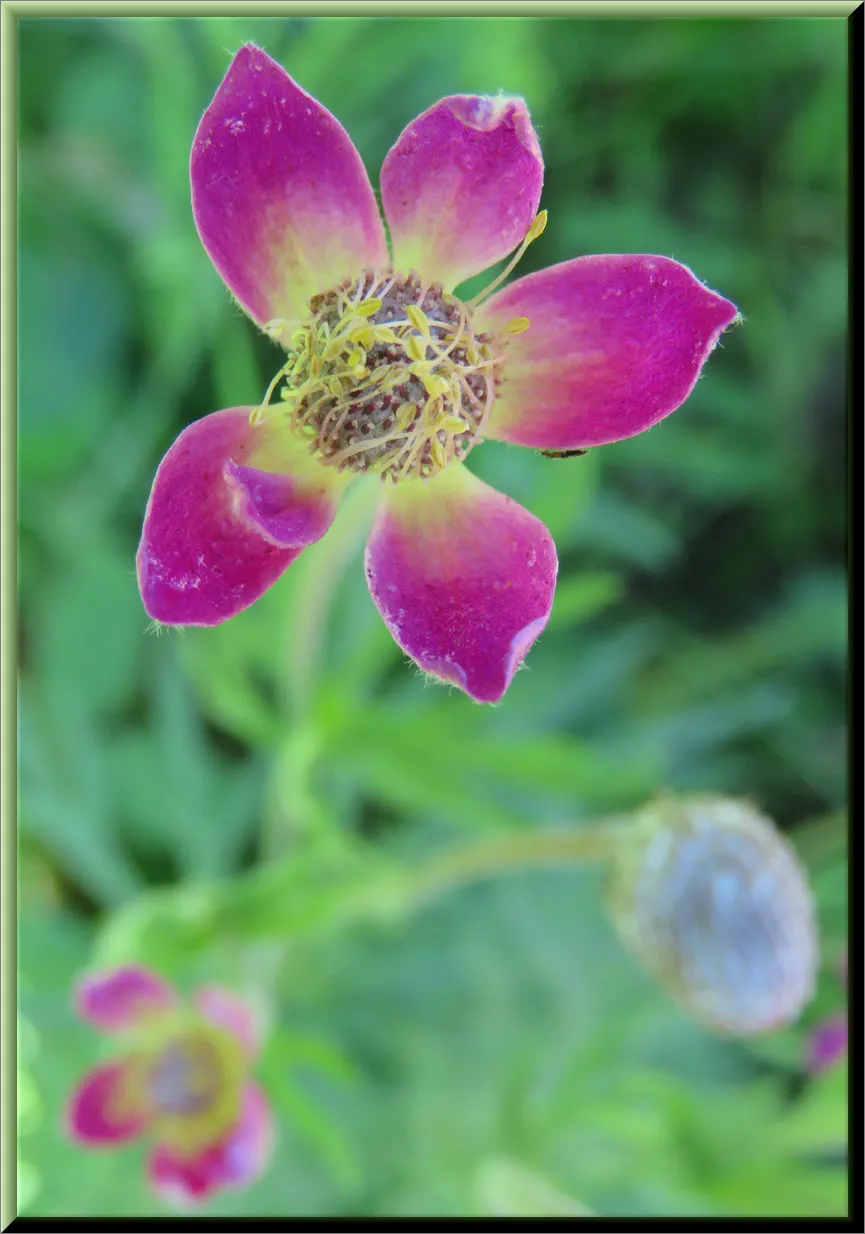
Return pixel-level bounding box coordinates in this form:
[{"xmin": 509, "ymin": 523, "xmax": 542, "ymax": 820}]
[
  {"xmin": 355, "ymin": 297, "xmax": 383, "ymax": 317},
  {"xmin": 505, "ymin": 316, "xmax": 532, "ymax": 335},
  {"xmin": 258, "ymin": 270, "xmax": 498, "ymax": 481},
  {"xmin": 469, "ymin": 210, "xmax": 550, "ymax": 309}
]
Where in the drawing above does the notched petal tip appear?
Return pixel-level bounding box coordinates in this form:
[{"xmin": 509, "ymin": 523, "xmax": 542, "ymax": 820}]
[
  {"xmin": 506, "ymin": 613, "xmax": 550, "ymax": 684},
  {"xmin": 445, "ymin": 92, "xmax": 541, "ymax": 159},
  {"xmin": 381, "ymin": 92, "xmax": 544, "ymax": 291},
  {"xmin": 365, "ymin": 468, "xmax": 558, "ymax": 705}
]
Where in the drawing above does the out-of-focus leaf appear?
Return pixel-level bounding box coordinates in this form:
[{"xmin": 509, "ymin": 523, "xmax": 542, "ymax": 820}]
[
  {"xmin": 475, "ymin": 1156, "xmax": 592, "ymax": 1217},
  {"xmin": 28, "ymin": 534, "xmax": 143, "ymax": 718},
  {"xmin": 261, "ymin": 1031, "xmax": 361, "ymax": 1189},
  {"xmin": 19, "ymin": 690, "xmax": 142, "ymax": 907},
  {"xmin": 545, "ymin": 571, "xmax": 624, "ymax": 630},
  {"xmin": 18, "ymin": 247, "xmax": 128, "ymax": 483},
  {"xmin": 108, "ymin": 646, "xmax": 263, "ymax": 877}
]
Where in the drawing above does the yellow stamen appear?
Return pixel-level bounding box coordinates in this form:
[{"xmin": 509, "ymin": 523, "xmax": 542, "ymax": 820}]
[
  {"xmin": 468, "ymin": 210, "xmax": 549, "ymax": 309},
  {"xmin": 505, "ymin": 316, "xmax": 532, "ymax": 335},
  {"xmin": 260, "ymin": 269, "xmax": 499, "ymax": 480},
  {"xmin": 440, "ymin": 414, "xmax": 468, "ymax": 434},
  {"xmin": 420, "ymin": 371, "xmax": 450, "ymax": 398},
  {"xmin": 527, "ymin": 209, "xmax": 548, "ymax": 241},
  {"xmin": 405, "ymin": 335, "xmax": 427, "ymax": 363},
  {"xmin": 429, "ymin": 434, "xmax": 447, "ymax": 469},
  {"xmin": 406, "ymin": 304, "xmax": 430, "ymax": 333},
  {"xmin": 375, "ymin": 368, "xmax": 404, "ymax": 391},
  {"xmin": 372, "ymin": 325, "xmax": 398, "ymax": 345},
  {"xmin": 355, "ymin": 297, "xmax": 383, "ymax": 317},
  {"xmin": 396, "ymin": 402, "xmax": 417, "ymax": 430},
  {"xmin": 350, "ymin": 326, "xmax": 375, "ymax": 350},
  {"xmin": 251, "ymin": 363, "xmax": 290, "ymax": 424}
]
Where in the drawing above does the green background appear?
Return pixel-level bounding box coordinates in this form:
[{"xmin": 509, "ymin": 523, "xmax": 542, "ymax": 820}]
[{"xmin": 17, "ymin": 14, "xmax": 848, "ymax": 1218}]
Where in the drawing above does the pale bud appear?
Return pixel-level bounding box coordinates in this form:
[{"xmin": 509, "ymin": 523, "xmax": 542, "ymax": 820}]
[{"xmin": 606, "ymin": 795, "xmax": 819, "ymax": 1036}]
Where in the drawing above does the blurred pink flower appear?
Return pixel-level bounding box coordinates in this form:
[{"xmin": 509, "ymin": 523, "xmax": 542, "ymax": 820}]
[
  {"xmin": 807, "ymin": 953, "xmax": 848, "ymax": 1073},
  {"xmin": 137, "ymin": 44, "xmax": 738, "ymax": 704},
  {"xmin": 66, "ymin": 966, "xmax": 272, "ymax": 1206}
]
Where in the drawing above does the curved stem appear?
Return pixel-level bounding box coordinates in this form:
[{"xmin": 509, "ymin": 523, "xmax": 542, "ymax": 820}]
[
  {"xmin": 217, "ymin": 819, "xmax": 633, "ymax": 951},
  {"xmin": 400, "ymin": 820, "xmax": 631, "ymax": 914}
]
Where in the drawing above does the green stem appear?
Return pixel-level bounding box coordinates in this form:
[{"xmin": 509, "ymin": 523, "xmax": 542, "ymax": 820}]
[
  {"xmin": 260, "ymin": 725, "xmax": 326, "ymax": 860},
  {"xmin": 217, "ymin": 819, "xmax": 632, "ymax": 950},
  {"xmin": 284, "ymin": 480, "xmax": 381, "ymax": 720},
  {"xmin": 398, "ymin": 820, "xmax": 631, "ymax": 915}
]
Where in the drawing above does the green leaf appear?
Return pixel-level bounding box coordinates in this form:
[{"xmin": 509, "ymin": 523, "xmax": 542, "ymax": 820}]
[
  {"xmin": 475, "ymin": 1156, "xmax": 592, "ymax": 1217},
  {"xmin": 19, "ymin": 689, "xmax": 142, "ymax": 907},
  {"xmin": 29, "ymin": 534, "xmax": 143, "ymax": 719}
]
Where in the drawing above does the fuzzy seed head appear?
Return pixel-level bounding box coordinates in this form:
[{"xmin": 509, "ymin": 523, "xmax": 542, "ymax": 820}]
[{"xmin": 606, "ymin": 795, "xmax": 819, "ymax": 1036}]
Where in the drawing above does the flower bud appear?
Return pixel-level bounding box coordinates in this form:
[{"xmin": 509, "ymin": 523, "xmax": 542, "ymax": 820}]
[{"xmin": 606, "ymin": 795, "xmax": 818, "ymax": 1036}]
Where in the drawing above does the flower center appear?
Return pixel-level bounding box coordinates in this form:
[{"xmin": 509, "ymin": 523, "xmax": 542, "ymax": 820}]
[
  {"xmin": 148, "ymin": 1035, "xmax": 224, "ymax": 1117},
  {"xmin": 257, "ymin": 271, "xmax": 500, "ymax": 482}
]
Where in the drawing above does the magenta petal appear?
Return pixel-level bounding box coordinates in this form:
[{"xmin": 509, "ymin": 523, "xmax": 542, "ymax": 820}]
[
  {"xmin": 75, "ymin": 967, "xmax": 176, "ymax": 1033},
  {"xmin": 191, "ymin": 45, "xmax": 388, "ymax": 327},
  {"xmin": 380, "ymin": 94, "xmax": 544, "ymax": 290},
  {"xmin": 195, "ymin": 987, "xmax": 260, "ymax": 1059},
  {"xmin": 137, "ymin": 407, "xmax": 344, "ymax": 626},
  {"xmin": 148, "ymin": 1083, "xmax": 274, "ymax": 1205},
  {"xmin": 67, "ymin": 1062, "xmax": 149, "ymax": 1146},
  {"xmin": 222, "ymin": 460, "xmax": 337, "ymax": 546},
  {"xmin": 807, "ymin": 1015, "xmax": 848, "ymax": 1073},
  {"xmin": 480, "ymin": 255, "xmax": 739, "ymax": 449},
  {"xmin": 365, "ymin": 466, "xmax": 558, "ymax": 704}
]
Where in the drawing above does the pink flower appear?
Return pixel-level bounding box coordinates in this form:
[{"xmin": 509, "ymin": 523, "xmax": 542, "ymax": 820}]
[
  {"xmin": 66, "ymin": 966, "xmax": 273, "ymax": 1206},
  {"xmin": 806, "ymin": 953, "xmax": 848, "ymax": 1073},
  {"xmin": 137, "ymin": 44, "xmax": 739, "ymax": 704}
]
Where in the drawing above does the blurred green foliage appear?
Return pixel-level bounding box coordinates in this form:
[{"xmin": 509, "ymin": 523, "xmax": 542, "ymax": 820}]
[{"xmin": 17, "ymin": 14, "xmax": 847, "ymax": 1218}]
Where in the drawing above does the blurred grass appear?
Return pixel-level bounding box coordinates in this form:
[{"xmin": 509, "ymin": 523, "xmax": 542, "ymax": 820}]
[{"xmin": 17, "ymin": 14, "xmax": 847, "ymax": 1219}]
